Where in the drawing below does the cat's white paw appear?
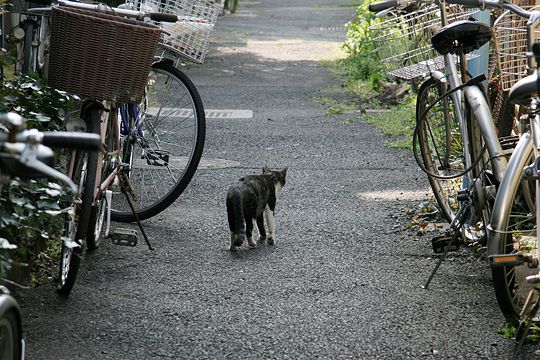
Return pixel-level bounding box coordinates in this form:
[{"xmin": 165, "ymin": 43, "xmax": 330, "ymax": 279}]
[
  {"xmin": 248, "ymin": 237, "xmax": 257, "ymax": 247},
  {"xmin": 229, "ymin": 245, "xmax": 240, "ymax": 252}
]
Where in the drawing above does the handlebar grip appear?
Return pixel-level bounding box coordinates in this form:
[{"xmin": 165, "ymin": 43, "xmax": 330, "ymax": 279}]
[
  {"xmin": 149, "ymin": 12, "xmax": 178, "ymax": 22},
  {"xmin": 42, "ymin": 132, "xmax": 101, "ymax": 151},
  {"xmin": 369, "ymin": 0, "xmax": 399, "ymax": 12}
]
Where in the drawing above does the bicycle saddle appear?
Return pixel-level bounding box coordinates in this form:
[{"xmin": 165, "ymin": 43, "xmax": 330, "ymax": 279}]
[
  {"xmin": 508, "ymin": 72, "xmax": 538, "ymax": 106},
  {"xmin": 431, "ymin": 20, "xmax": 491, "ymax": 56}
]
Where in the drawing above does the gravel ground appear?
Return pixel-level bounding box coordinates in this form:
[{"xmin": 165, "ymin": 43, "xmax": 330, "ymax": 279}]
[{"xmin": 19, "ymin": 0, "xmax": 537, "ymax": 358}]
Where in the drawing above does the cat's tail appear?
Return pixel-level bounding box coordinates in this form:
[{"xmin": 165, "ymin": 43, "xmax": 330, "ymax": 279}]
[{"xmin": 226, "ymin": 190, "xmax": 245, "ymax": 246}]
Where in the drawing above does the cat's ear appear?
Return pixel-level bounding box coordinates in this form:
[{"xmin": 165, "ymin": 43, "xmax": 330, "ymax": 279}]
[
  {"xmin": 262, "ymin": 166, "xmax": 271, "ymax": 174},
  {"xmin": 279, "ymin": 167, "xmax": 288, "ymax": 178}
]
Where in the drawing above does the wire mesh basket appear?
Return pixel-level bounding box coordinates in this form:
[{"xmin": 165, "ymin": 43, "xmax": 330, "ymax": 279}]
[
  {"xmin": 369, "ymin": 4, "xmax": 479, "ymax": 80},
  {"xmin": 138, "ymin": 0, "xmax": 219, "ymax": 63},
  {"xmin": 48, "ymin": 7, "xmax": 161, "ymax": 103},
  {"xmin": 493, "ymin": 3, "xmax": 540, "ymax": 91}
]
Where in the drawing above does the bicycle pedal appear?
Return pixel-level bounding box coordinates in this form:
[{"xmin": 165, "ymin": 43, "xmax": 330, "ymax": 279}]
[
  {"xmin": 431, "ymin": 235, "xmax": 460, "ymax": 254},
  {"xmin": 488, "ymin": 253, "xmax": 538, "ymax": 268},
  {"xmin": 110, "ymin": 228, "xmax": 138, "ymax": 247}
]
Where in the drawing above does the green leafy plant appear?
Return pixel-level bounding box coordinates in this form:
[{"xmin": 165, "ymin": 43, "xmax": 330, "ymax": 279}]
[
  {"xmin": 0, "ymin": 73, "xmax": 76, "ymax": 283},
  {"xmin": 0, "ymin": 74, "xmax": 75, "ymax": 131},
  {"xmin": 341, "ymin": 1, "xmax": 384, "ymax": 89},
  {"xmin": 0, "ymin": 179, "xmax": 70, "ymax": 279}
]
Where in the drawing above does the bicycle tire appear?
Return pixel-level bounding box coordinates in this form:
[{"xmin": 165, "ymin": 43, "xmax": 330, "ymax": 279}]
[
  {"xmin": 57, "ymin": 107, "xmax": 100, "ymax": 295},
  {"xmin": 489, "ymin": 134, "xmax": 535, "ymax": 324},
  {"xmin": 0, "ymin": 295, "xmax": 22, "ymax": 360},
  {"xmin": 226, "ymin": 0, "xmax": 238, "ymax": 13},
  {"xmin": 111, "ymin": 60, "xmax": 206, "ymax": 222},
  {"xmin": 86, "ymin": 108, "xmax": 117, "ymax": 251},
  {"xmin": 416, "ymin": 78, "xmax": 461, "ymax": 222},
  {"xmin": 416, "ymin": 79, "xmax": 499, "ymax": 239}
]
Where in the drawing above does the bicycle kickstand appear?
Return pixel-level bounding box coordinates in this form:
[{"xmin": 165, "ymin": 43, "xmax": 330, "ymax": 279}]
[
  {"xmin": 118, "ymin": 171, "xmax": 154, "ymax": 251},
  {"xmin": 422, "ymin": 201, "xmax": 469, "ymax": 289}
]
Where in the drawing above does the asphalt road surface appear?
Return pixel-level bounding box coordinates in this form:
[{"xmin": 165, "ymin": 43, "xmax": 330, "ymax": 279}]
[{"xmin": 20, "ymin": 0, "xmax": 536, "ymax": 359}]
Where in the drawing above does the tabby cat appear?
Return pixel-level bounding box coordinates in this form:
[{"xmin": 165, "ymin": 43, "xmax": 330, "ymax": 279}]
[{"xmin": 226, "ymin": 166, "xmax": 287, "ymax": 251}]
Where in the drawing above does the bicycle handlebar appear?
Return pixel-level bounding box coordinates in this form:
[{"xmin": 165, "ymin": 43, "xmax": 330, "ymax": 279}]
[
  {"xmin": 0, "ymin": 129, "xmax": 101, "ymax": 152},
  {"xmin": 53, "ymin": 0, "xmax": 178, "ymax": 22},
  {"xmin": 368, "ymin": 0, "xmax": 533, "ymax": 19},
  {"xmin": 42, "ymin": 132, "xmax": 102, "ymax": 151},
  {"xmin": 148, "ymin": 12, "xmax": 178, "ymax": 22}
]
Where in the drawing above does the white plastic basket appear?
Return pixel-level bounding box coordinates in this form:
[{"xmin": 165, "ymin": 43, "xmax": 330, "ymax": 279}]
[
  {"xmin": 369, "ymin": 4, "xmax": 478, "ymax": 80},
  {"xmin": 139, "ymin": 0, "xmax": 219, "ymax": 63}
]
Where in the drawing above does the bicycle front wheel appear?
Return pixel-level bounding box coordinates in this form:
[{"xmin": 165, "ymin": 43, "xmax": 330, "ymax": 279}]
[
  {"xmin": 489, "ymin": 134, "xmax": 535, "ymax": 324},
  {"xmin": 111, "ymin": 60, "xmax": 206, "ymax": 222}
]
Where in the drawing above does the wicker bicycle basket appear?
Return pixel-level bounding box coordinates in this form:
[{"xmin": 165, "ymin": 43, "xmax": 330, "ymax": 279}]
[
  {"xmin": 137, "ymin": 0, "xmax": 219, "ymax": 63},
  {"xmin": 48, "ymin": 7, "xmax": 161, "ymax": 103},
  {"xmin": 369, "ymin": 4, "xmax": 478, "ymax": 80}
]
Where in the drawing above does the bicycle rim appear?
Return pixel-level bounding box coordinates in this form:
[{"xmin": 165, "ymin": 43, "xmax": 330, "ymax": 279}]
[
  {"xmin": 111, "ymin": 61, "xmax": 205, "ymax": 222},
  {"xmin": 416, "ymin": 78, "xmax": 462, "ymax": 222},
  {"xmin": 490, "ymin": 142, "xmax": 536, "ymax": 324}
]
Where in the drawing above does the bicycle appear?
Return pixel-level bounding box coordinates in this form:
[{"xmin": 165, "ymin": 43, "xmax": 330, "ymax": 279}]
[
  {"xmin": 0, "ymin": 286, "xmax": 23, "ymax": 360},
  {"xmin": 14, "ymin": 0, "xmax": 210, "ymax": 295},
  {"xmin": 466, "ymin": 0, "xmax": 540, "ymax": 343},
  {"xmin": 12, "ymin": 0, "xmax": 214, "ymax": 250},
  {"xmin": 0, "ymin": 111, "xmax": 101, "ymax": 359},
  {"xmin": 369, "ymin": 0, "xmax": 512, "ymax": 287}
]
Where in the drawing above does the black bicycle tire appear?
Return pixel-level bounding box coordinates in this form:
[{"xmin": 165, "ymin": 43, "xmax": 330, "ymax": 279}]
[
  {"xmin": 0, "ymin": 305, "xmax": 22, "ymax": 360},
  {"xmin": 416, "ymin": 78, "xmax": 457, "ymax": 222},
  {"xmin": 57, "ymin": 107, "xmax": 100, "ymax": 295},
  {"xmin": 227, "ymin": 0, "xmax": 238, "ymax": 13},
  {"xmin": 111, "ymin": 61, "xmax": 206, "ymax": 222},
  {"xmin": 416, "ymin": 78, "xmax": 500, "ymax": 230},
  {"xmin": 86, "ymin": 109, "xmax": 117, "ymax": 251}
]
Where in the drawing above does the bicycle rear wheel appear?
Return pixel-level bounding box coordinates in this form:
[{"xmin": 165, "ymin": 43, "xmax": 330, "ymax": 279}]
[
  {"xmin": 86, "ymin": 107, "xmax": 117, "ymax": 251},
  {"xmin": 111, "ymin": 60, "xmax": 205, "ymax": 222},
  {"xmin": 416, "ymin": 78, "xmax": 462, "ymax": 222},
  {"xmin": 57, "ymin": 107, "xmax": 99, "ymax": 295},
  {"xmin": 416, "ymin": 79, "xmax": 500, "ymax": 242}
]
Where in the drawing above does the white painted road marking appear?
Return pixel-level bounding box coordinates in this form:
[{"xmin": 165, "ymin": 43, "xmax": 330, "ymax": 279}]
[{"xmin": 147, "ymin": 108, "xmax": 253, "ymax": 119}]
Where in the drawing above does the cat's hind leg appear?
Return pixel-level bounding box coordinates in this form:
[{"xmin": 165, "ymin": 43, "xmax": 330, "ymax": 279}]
[
  {"xmin": 256, "ymin": 214, "xmax": 267, "ymax": 244},
  {"xmin": 246, "ymin": 219, "xmax": 257, "ymax": 248},
  {"xmin": 264, "ymin": 205, "xmax": 276, "ymax": 245}
]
